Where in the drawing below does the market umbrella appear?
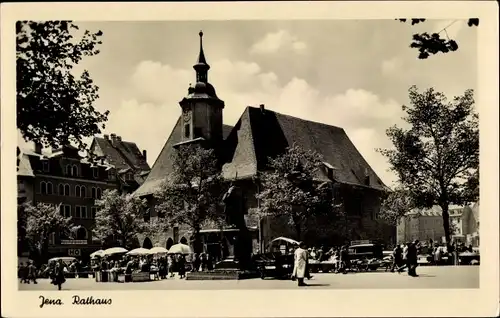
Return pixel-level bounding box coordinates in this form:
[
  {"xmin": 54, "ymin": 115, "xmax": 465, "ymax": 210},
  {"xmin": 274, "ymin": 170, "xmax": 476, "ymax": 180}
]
[
  {"xmin": 148, "ymin": 246, "xmax": 169, "ymax": 255},
  {"xmin": 126, "ymin": 247, "xmax": 151, "ymax": 256},
  {"xmin": 167, "ymin": 243, "xmax": 192, "ymax": 255},
  {"xmin": 271, "ymin": 237, "xmax": 300, "ymax": 246},
  {"xmin": 103, "ymin": 247, "xmax": 128, "ymax": 256},
  {"xmin": 90, "ymin": 249, "xmax": 105, "ymax": 258}
]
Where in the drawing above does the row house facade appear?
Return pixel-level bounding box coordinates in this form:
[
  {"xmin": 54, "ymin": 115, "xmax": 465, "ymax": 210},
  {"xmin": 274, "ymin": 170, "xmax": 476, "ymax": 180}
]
[
  {"xmin": 396, "ymin": 204, "xmax": 479, "ymax": 246},
  {"xmin": 17, "ymin": 135, "xmax": 150, "ymax": 261}
]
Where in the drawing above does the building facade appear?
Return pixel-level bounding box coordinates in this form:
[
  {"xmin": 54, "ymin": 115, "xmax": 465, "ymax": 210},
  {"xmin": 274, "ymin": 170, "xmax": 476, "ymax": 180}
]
[
  {"xmin": 132, "ymin": 31, "xmax": 395, "ymax": 261},
  {"xmin": 17, "ymin": 136, "xmax": 150, "ymax": 260},
  {"xmin": 396, "ymin": 204, "xmax": 479, "ymax": 246}
]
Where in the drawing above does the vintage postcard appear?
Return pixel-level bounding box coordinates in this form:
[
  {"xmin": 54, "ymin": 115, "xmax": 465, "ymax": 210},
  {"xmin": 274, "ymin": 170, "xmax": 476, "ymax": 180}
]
[{"xmin": 1, "ymin": 1, "xmax": 498, "ymax": 317}]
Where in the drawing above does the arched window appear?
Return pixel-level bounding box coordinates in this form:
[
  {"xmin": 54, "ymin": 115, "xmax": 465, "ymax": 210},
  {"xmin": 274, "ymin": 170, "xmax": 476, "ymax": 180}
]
[
  {"xmin": 64, "ymin": 184, "xmax": 70, "ymax": 196},
  {"xmin": 75, "ymin": 185, "xmax": 81, "ymax": 197},
  {"xmin": 180, "ymin": 236, "xmax": 188, "ymax": 245},
  {"xmin": 142, "ymin": 237, "xmax": 153, "ymax": 249},
  {"xmin": 80, "ymin": 186, "xmax": 87, "ymax": 198},
  {"xmin": 40, "ymin": 181, "xmax": 47, "ymax": 194},
  {"xmin": 166, "ymin": 238, "xmax": 174, "ymax": 250},
  {"xmin": 72, "ymin": 165, "xmax": 78, "ymax": 177},
  {"xmin": 65, "ymin": 165, "xmax": 72, "ymax": 176},
  {"xmin": 76, "ymin": 227, "xmax": 88, "ymax": 240},
  {"xmin": 91, "ymin": 187, "xmax": 96, "ymax": 199},
  {"xmin": 58, "ymin": 184, "xmax": 64, "ymax": 195},
  {"xmin": 96, "ymin": 187, "xmax": 102, "ymax": 199},
  {"xmin": 46, "ymin": 182, "xmax": 53, "ymax": 195}
]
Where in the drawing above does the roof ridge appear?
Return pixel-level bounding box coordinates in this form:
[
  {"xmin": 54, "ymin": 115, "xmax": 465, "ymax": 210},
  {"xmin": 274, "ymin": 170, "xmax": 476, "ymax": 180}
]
[{"xmin": 247, "ymin": 105, "xmax": 345, "ymax": 131}]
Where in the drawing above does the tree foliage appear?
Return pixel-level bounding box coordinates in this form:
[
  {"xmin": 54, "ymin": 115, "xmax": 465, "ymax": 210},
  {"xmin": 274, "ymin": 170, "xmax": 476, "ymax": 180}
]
[
  {"xmin": 379, "ymin": 187, "xmax": 415, "ymax": 226},
  {"xmin": 93, "ymin": 189, "xmax": 148, "ymax": 249},
  {"xmin": 16, "ymin": 20, "xmax": 109, "ymax": 151},
  {"xmin": 397, "ymin": 18, "xmax": 479, "ymax": 59},
  {"xmin": 23, "ymin": 202, "xmax": 73, "ymax": 264},
  {"xmin": 154, "ymin": 144, "xmax": 227, "ymax": 253},
  {"xmin": 256, "ymin": 145, "xmax": 340, "ymax": 240},
  {"xmin": 378, "ymin": 86, "xmax": 479, "ymax": 244}
]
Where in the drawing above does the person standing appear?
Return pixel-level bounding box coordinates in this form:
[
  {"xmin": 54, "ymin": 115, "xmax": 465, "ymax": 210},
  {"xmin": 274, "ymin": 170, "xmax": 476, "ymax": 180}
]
[
  {"xmin": 391, "ymin": 244, "xmax": 403, "ymax": 273},
  {"xmin": 407, "ymin": 240, "xmax": 419, "ymax": 277},
  {"xmin": 292, "ymin": 242, "xmax": 308, "ymax": 287},
  {"xmin": 177, "ymin": 254, "xmax": 186, "ymax": 279},
  {"xmin": 52, "ymin": 260, "xmax": 66, "ymax": 290},
  {"xmin": 27, "ymin": 261, "xmax": 38, "ymax": 284}
]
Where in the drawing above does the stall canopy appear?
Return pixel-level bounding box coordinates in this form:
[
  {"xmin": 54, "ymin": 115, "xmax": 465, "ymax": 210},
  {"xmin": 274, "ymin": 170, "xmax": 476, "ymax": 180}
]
[
  {"xmin": 103, "ymin": 247, "xmax": 128, "ymax": 256},
  {"xmin": 271, "ymin": 237, "xmax": 300, "ymax": 245},
  {"xmin": 126, "ymin": 248, "xmax": 151, "ymax": 256}
]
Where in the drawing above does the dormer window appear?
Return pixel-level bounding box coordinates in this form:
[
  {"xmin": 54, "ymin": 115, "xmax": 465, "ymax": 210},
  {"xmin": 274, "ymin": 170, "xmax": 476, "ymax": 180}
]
[
  {"xmin": 108, "ymin": 170, "xmax": 115, "ymax": 181},
  {"xmin": 93, "ymin": 167, "xmax": 99, "ymax": 178},
  {"xmin": 42, "ymin": 161, "xmax": 49, "ymax": 172},
  {"xmin": 323, "ymin": 162, "xmax": 335, "ymax": 180}
]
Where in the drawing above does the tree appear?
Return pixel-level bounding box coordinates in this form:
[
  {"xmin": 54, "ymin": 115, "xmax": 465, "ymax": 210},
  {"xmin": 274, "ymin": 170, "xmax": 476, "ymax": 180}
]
[
  {"xmin": 379, "ymin": 187, "xmax": 415, "ymax": 226},
  {"xmin": 378, "ymin": 86, "xmax": 479, "ymax": 245},
  {"xmin": 93, "ymin": 189, "xmax": 148, "ymax": 249},
  {"xmin": 16, "ymin": 21, "xmax": 109, "ymax": 151},
  {"xmin": 23, "ymin": 202, "xmax": 73, "ymax": 264},
  {"xmin": 397, "ymin": 18, "xmax": 479, "ymax": 59},
  {"xmin": 154, "ymin": 144, "xmax": 227, "ymax": 253},
  {"xmin": 256, "ymin": 144, "xmax": 339, "ymax": 240}
]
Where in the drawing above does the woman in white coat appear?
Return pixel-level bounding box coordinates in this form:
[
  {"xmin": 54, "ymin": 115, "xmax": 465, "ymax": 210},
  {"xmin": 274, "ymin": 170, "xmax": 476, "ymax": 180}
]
[{"xmin": 292, "ymin": 242, "xmax": 308, "ymax": 287}]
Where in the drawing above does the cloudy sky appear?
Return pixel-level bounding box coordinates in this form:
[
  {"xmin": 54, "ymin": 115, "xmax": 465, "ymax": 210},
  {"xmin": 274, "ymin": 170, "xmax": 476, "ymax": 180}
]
[{"xmin": 18, "ymin": 19, "xmax": 477, "ymax": 187}]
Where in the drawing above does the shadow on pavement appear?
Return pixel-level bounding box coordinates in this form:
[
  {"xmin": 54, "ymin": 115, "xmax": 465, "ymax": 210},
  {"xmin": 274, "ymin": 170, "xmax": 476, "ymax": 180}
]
[{"xmin": 303, "ymin": 283, "xmax": 331, "ymax": 287}]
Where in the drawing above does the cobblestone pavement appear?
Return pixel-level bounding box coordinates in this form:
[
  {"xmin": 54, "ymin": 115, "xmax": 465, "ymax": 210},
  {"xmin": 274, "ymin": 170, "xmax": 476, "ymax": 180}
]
[{"xmin": 18, "ymin": 265, "xmax": 479, "ymax": 290}]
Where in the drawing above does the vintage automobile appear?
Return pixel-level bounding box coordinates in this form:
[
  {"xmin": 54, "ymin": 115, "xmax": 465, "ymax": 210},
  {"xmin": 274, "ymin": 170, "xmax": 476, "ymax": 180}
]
[
  {"xmin": 255, "ymin": 237, "xmax": 298, "ymax": 279},
  {"xmin": 347, "ymin": 242, "xmax": 385, "ymax": 271}
]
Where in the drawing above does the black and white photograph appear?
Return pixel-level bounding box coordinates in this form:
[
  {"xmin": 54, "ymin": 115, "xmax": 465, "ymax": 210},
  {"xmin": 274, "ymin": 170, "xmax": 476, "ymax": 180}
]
[{"xmin": 1, "ymin": 2, "xmax": 498, "ymax": 317}]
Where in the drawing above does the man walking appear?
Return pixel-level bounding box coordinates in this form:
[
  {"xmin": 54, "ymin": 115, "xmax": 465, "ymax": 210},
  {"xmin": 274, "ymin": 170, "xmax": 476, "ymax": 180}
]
[
  {"xmin": 407, "ymin": 240, "xmax": 419, "ymax": 277},
  {"xmin": 292, "ymin": 242, "xmax": 308, "ymax": 287},
  {"xmin": 391, "ymin": 244, "xmax": 403, "ymax": 273}
]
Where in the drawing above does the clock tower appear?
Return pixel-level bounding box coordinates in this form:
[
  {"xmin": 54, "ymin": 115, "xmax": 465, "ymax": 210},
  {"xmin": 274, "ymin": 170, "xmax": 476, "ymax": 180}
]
[{"xmin": 178, "ymin": 31, "xmax": 225, "ymax": 146}]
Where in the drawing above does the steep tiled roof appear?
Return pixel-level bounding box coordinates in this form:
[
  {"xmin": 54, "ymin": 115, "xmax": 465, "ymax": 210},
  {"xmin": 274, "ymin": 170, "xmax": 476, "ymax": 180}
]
[
  {"xmin": 92, "ymin": 137, "xmax": 150, "ymax": 172},
  {"xmin": 135, "ymin": 106, "xmax": 388, "ymax": 197},
  {"xmin": 222, "ymin": 107, "xmax": 388, "ymax": 190}
]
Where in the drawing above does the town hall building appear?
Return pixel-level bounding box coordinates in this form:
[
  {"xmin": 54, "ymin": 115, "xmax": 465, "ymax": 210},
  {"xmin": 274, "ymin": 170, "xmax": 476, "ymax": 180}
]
[{"xmin": 134, "ymin": 31, "xmax": 395, "ymax": 260}]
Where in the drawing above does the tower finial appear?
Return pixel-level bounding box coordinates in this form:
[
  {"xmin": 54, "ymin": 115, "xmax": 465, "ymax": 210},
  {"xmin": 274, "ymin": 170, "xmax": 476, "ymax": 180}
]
[{"xmin": 194, "ymin": 30, "xmax": 209, "ymax": 82}]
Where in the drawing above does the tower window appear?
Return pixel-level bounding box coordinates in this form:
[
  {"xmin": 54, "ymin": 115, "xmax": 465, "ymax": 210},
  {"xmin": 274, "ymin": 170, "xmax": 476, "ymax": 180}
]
[
  {"xmin": 184, "ymin": 124, "xmax": 190, "ymax": 138},
  {"xmin": 194, "ymin": 127, "xmax": 202, "ymax": 138}
]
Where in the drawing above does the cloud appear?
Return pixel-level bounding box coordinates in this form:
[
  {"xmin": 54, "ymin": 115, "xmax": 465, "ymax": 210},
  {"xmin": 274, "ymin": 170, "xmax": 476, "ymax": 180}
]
[
  {"xmin": 381, "ymin": 57, "xmax": 403, "ymax": 76},
  {"xmin": 250, "ymin": 30, "xmax": 308, "ymax": 55},
  {"xmin": 101, "ymin": 58, "xmax": 402, "ymax": 186}
]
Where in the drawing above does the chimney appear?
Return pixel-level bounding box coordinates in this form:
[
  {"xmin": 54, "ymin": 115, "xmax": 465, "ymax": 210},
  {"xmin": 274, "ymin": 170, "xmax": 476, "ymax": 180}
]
[
  {"xmin": 34, "ymin": 143, "xmax": 42, "ymax": 154},
  {"xmin": 142, "ymin": 150, "xmax": 147, "ymax": 161},
  {"xmin": 103, "ymin": 134, "xmax": 109, "ymax": 140},
  {"xmin": 260, "ymin": 104, "xmax": 265, "ymax": 113},
  {"xmin": 117, "ymin": 136, "xmax": 122, "ymax": 142},
  {"xmin": 110, "ymin": 133, "xmax": 117, "ymax": 146}
]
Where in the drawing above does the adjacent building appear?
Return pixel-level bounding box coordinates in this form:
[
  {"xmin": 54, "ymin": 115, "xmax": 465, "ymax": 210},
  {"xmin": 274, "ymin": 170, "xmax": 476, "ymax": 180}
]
[
  {"xmin": 133, "ymin": 31, "xmax": 395, "ymax": 260},
  {"xmin": 396, "ymin": 204, "xmax": 479, "ymax": 246},
  {"xmin": 17, "ymin": 135, "xmax": 150, "ymax": 260}
]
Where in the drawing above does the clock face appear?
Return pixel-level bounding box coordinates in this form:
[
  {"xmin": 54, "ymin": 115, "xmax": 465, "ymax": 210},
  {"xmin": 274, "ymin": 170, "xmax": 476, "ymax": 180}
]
[{"xmin": 183, "ymin": 110, "xmax": 191, "ymax": 122}]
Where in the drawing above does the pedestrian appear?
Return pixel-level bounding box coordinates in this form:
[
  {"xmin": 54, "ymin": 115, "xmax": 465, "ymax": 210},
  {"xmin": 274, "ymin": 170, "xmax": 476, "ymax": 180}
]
[
  {"xmin": 192, "ymin": 253, "xmax": 200, "ymax": 272},
  {"xmin": 18, "ymin": 262, "xmax": 28, "ymax": 283},
  {"xmin": 52, "ymin": 260, "xmax": 66, "ymax": 290},
  {"xmin": 207, "ymin": 254, "xmax": 213, "ymax": 271},
  {"xmin": 177, "ymin": 254, "xmax": 186, "ymax": 279},
  {"xmin": 391, "ymin": 244, "xmax": 403, "ymax": 273},
  {"xmin": 292, "ymin": 242, "xmax": 308, "ymax": 287},
  {"xmin": 200, "ymin": 253, "xmax": 207, "ymax": 271},
  {"xmin": 27, "ymin": 261, "xmax": 38, "ymax": 284},
  {"xmin": 407, "ymin": 240, "xmax": 419, "ymax": 277},
  {"xmin": 168, "ymin": 255, "xmax": 176, "ymax": 278}
]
